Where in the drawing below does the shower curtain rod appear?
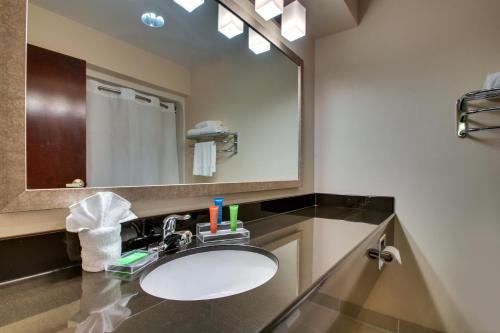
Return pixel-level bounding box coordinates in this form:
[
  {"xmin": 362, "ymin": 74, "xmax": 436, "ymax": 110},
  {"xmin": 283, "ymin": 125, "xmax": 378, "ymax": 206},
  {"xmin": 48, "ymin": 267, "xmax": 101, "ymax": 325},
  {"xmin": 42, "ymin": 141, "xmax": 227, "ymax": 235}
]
[{"xmin": 97, "ymin": 85, "xmax": 176, "ymax": 112}]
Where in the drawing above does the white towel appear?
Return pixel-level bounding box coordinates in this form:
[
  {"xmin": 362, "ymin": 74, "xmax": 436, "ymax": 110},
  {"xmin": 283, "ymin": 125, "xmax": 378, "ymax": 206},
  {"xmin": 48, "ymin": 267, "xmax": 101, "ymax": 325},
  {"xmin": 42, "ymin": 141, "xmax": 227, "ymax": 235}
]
[
  {"xmin": 193, "ymin": 141, "xmax": 216, "ymax": 177},
  {"xmin": 66, "ymin": 192, "xmax": 137, "ymax": 272},
  {"xmin": 484, "ymin": 72, "xmax": 500, "ymax": 90},
  {"xmin": 187, "ymin": 126, "xmax": 229, "ymax": 137},
  {"xmin": 195, "ymin": 120, "xmax": 222, "ymax": 129}
]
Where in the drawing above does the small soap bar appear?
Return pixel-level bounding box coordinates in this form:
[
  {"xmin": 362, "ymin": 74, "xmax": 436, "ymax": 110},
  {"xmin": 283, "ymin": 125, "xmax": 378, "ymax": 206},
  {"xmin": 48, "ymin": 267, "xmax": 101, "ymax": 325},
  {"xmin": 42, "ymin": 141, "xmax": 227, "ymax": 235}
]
[
  {"xmin": 105, "ymin": 250, "xmax": 158, "ymax": 275},
  {"xmin": 118, "ymin": 251, "xmax": 148, "ymax": 265}
]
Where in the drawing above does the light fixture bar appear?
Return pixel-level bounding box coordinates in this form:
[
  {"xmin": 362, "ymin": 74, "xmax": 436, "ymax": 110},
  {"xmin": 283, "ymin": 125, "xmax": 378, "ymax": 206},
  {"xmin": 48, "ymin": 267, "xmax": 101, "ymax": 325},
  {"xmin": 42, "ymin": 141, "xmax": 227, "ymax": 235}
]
[
  {"xmin": 255, "ymin": 0, "xmax": 283, "ymax": 21},
  {"xmin": 281, "ymin": 1, "xmax": 306, "ymax": 42},
  {"xmin": 218, "ymin": 5, "xmax": 244, "ymax": 39}
]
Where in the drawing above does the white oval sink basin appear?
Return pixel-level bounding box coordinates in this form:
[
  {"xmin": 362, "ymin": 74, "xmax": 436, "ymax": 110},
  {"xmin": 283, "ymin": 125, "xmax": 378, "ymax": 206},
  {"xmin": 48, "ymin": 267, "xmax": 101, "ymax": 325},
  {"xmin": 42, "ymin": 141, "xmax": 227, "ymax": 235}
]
[{"xmin": 140, "ymin": 246, "xmax": 278, "ymax": 301}]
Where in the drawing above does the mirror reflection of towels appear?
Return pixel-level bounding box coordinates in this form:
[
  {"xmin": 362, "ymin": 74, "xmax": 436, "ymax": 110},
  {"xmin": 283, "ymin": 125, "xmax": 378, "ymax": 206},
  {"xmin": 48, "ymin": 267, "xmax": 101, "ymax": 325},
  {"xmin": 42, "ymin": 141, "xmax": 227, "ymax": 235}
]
[
  {"xmin": 193, "ymin": 141, "xmax": 216, "ymax": 177},
  {"xmin": 69, "ymin": 272, "xmax": 137, "ymax": 333}
]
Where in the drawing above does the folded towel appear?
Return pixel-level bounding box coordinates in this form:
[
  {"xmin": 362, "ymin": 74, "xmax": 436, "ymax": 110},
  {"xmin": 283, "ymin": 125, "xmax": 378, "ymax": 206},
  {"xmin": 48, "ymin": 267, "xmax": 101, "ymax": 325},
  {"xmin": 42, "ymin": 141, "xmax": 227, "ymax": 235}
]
[
  {"xmin": 187, "ymin": 126, "xmax": 228, "ymax": 137},
  {"xmin": 484, "ymin": 72, "xmax": 500, "ymax": 90},
  {"xmin": 193, "ymin": 141, "xmax": 216, "ymax": 177},
  {"xmin": 66, "ymin": 192, "xmax": 137, "ymax": 272},
  {"xmin": 195, "ymin": 120, "xmax": 222, "ymax": 129}
]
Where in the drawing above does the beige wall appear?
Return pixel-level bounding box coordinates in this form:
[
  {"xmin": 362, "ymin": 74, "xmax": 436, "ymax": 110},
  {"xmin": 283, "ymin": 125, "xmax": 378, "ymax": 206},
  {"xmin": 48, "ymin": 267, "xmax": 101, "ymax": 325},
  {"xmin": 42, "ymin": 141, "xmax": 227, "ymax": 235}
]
[
  {"xmin": 315, "ymin": 0, "xmax": 500, "ymax": 331},
  {"xmin": 0, "ymin": 0, "xmax": 315, "ymax": 237},
  {"xmin": 28, "ymin": 4, "xmax": 191, "ymax": 95},
  {"xmin": 312, "ymin": 218, "xmax": 376, "ymax": 279},
  {"xmin": 187, "ymin": 46, "xmax": 299, "ymax": 183}
]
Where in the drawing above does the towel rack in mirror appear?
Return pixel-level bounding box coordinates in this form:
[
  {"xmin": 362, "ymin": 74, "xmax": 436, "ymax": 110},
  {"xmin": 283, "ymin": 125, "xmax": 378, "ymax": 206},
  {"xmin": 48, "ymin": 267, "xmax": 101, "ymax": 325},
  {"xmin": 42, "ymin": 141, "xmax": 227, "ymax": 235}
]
[
  {"xmin": 187, "ymin": 132, "xmax": 238, "ymax": 155},
  {"xmin": 456, "ymin": 88, "xmax": 500, "ymax": 138}
]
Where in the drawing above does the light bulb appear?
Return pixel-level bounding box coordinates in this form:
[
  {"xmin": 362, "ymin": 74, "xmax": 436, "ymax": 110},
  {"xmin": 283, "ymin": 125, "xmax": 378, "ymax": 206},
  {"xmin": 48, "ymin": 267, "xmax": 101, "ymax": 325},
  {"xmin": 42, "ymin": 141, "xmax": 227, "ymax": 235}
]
[
  {"xmin": 281, "ymin": 1, "xmax": 306, "ymax": 42},
  {"xmin": 173, "ymin": 0, "xmax": 204, "ymax": 13},
  {"xmin": 255, "ymin": 0, "xmax": 283, "ymax": 21},
  {"xmin": 218, "ymin": 5, "xmax": 244, "ymax": 39},
  {"xmin": 141, "ymin": 12, "xmax": 165, "ymax": 28},
  {"xmin": 248, "ymin": 28, "xmax": 270, "ymax": 54}
]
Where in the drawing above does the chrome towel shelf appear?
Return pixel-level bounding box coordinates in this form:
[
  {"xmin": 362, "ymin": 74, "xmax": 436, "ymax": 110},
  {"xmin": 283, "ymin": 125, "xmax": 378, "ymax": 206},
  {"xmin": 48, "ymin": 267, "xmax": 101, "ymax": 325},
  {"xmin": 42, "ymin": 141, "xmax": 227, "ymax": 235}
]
[
  {"xmin": 456, "ymin": 88, "xmax": 500, "ymax": 138},
  {"xmin": 187, "ymin": 132, "xmax": 238, "ymax": 155}
]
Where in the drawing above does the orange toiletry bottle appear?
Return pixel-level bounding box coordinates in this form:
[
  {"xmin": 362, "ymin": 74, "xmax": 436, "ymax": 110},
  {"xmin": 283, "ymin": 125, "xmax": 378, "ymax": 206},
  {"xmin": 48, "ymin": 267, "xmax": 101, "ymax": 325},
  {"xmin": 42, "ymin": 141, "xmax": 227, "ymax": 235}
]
[{"xmin": 209, "ymin": 206, "xmax": 218, "ymax": 233}]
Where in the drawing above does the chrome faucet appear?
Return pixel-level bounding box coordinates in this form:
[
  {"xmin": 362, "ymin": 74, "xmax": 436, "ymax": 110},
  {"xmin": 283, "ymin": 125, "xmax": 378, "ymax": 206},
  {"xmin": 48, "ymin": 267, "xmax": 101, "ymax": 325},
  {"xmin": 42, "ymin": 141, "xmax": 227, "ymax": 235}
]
[{"xmin": 158, "ymin": 214, "xmax": 191, "ymax": 250}]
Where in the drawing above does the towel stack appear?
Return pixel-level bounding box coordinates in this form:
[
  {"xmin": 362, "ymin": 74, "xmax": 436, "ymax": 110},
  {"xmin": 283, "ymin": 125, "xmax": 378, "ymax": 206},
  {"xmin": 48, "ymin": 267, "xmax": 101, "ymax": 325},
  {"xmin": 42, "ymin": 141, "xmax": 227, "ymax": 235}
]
[
  {"xmin": 187, "ymin": 120, "xmax": 229, "ymax": 137},
  {"xmin": 189, "ymin": 121, "xmax": 229, "ymax": 177}
]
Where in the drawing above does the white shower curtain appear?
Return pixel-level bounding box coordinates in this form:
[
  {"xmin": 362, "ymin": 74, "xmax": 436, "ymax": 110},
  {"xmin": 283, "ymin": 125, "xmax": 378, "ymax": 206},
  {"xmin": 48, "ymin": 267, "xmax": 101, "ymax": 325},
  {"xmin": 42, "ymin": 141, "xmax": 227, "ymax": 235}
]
[{"xmin": 86, "ymin": 79, "xmax": 179, "ymax": 187}]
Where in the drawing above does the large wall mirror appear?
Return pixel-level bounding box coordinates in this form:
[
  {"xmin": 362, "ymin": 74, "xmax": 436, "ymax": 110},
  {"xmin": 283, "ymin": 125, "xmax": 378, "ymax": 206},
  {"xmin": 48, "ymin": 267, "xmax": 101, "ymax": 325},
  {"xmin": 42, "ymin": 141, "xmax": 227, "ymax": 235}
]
[{"xmin": 25, "ymin": 0, "xmax": 301, "ymax": 190}]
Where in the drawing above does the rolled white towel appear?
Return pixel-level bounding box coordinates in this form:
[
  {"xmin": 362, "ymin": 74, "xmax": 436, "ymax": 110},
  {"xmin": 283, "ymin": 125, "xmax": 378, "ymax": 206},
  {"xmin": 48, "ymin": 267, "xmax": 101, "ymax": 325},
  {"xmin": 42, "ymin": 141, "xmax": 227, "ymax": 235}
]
[
  {"xmin": 66, "ymin": 192, "xmax": 137, "ymax": 272},
  {"xmin": 484, "ymin": 72, "xmax": 500, "ymax": 90},
  {"xmin": 78, "ymin": 226, "xmax": 122, "ymax": 272},
  {"xmin": 195, "ymin": 120, "xmax": 222, "ymax": 129}
]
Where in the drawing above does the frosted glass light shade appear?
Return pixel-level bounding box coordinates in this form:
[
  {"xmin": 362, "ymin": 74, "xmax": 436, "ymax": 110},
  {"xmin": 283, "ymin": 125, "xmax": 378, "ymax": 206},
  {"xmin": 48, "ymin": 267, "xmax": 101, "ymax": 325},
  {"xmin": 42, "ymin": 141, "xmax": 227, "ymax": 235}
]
[
  {"xmin": 281, "ymin": 1, "xmax": 306, "ymax": 42},
  {"xmin": 255, "ymin": 0, "xmax": 283, "ymax": 21},
  {"xmin": 173, "ymin": 0, "xmax": 204, "ymax": 12},
  {"xmin": 218, "ymin": 5, "xmax": 244, "ymax": 39},
  {"xmin": 248, "ymin": 29, "xmax": 270, "ymax": 54}
]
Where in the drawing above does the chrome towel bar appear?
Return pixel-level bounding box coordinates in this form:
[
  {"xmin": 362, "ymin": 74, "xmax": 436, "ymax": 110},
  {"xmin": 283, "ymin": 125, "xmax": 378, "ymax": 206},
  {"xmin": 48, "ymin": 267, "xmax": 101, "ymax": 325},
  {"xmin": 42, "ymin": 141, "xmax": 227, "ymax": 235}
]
[
  {"xmin": 456, "ymin": 88, "xmax": 500, "ymax": 138},
  {"xmin": 186, "ymin": 132, "xmax": 238, "ymax": 155}
]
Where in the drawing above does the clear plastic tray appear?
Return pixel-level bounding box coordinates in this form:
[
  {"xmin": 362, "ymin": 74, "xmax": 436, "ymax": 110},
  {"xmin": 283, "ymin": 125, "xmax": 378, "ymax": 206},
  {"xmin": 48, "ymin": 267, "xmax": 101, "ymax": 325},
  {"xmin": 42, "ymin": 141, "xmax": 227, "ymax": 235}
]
[
  {"xmin": 105, "ymin": 249, "xmax": 159, "ymax": 274},
  {"xmin": 196, "ymin": 221, "xmax": 250, "ymax": 244},
  {"xmin": 196, "ymin": 221, "xmax": 244, "ymax": 234}
]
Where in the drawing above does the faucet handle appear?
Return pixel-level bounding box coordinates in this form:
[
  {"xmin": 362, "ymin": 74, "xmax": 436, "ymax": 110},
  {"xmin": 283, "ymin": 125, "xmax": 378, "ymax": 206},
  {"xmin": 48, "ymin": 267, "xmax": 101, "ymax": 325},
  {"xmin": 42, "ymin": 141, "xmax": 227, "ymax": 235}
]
[
  {"xmin": 172, "ymin": 214, "xmax": 191, "ymax": 221},
  {"xmin": 156, "ymin": 215, "xmax": 192, "ymax": 252},
  {"xmin": 162, "ymin": 214, "xmax": 191, "ymax": 234}
]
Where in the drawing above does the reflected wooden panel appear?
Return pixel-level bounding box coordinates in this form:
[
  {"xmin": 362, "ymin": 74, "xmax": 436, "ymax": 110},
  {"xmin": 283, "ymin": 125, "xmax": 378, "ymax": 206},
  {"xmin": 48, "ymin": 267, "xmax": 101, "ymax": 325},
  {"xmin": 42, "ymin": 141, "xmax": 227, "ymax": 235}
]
[{"xmin": 26, "ymin": 44, "xmax": 86, "ymax": 189}]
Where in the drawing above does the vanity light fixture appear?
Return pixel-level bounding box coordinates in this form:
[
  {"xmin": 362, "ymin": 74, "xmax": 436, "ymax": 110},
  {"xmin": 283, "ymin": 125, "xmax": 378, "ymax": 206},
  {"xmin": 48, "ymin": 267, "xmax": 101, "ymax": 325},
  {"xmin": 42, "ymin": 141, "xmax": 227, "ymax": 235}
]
[
  {"xmin": 255, "ymin": 0, "xmax": 283, "ymax": 21},
  {"xmin": 218, "ymin": 5, "xmax": 244, "ymax": 39},
  {"xmin": 173, "ymin": 0, "xmax": 204, "ymax": 12},
  {"xmin": 281, "ymin": 1, "xmax": 306, "ymax": 42},
  {"xmin": 248, "ymin": 28, "xmax": 270, "ymax": 54},
  {"xmin": 141, "ymin": 12, "xmax": 165, "ymax": 28}
]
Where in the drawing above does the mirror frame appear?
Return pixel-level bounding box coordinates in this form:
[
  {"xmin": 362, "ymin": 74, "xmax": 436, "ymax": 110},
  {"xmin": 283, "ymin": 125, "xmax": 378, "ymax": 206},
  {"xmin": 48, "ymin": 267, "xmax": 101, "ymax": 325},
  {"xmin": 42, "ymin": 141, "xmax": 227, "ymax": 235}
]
[{"xmin": 0, "ymin": 0, "xmax": 304, "ymax": 213}]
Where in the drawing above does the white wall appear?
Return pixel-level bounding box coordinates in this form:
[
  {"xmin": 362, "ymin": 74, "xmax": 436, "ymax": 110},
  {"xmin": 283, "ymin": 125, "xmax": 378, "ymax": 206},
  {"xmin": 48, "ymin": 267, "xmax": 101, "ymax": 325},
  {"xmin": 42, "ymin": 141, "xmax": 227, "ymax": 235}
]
[
  {"xmin": 315, "ymin": 0, "xmax": 500, "ymax": 331},
  {"xmin": 187, "ymin": 45, "xmax": 299, "ymax": 183},
  {"xmin": 312, "ymin": 219, "xmax": 375, "ymax": 279},
  {"xmin": 28, "ymin": 4, "xmax": 191, "ymax": 95}
]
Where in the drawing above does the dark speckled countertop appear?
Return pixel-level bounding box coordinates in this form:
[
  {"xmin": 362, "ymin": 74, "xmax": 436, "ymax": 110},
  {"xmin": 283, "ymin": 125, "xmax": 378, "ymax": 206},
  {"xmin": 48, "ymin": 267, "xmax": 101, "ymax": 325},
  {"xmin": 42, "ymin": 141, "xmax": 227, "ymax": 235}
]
[{"xmin": 0, "ymin": 204, "xmax": 394, "ymax": 333}]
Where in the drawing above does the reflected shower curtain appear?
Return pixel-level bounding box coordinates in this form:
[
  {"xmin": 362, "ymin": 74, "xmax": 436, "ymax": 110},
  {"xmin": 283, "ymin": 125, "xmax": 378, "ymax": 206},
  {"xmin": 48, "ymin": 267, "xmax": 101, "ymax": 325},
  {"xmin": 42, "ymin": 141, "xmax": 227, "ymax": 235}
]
[{"xmin": 86, "ymin": 79, "xmax": 179, "ymax": 187}]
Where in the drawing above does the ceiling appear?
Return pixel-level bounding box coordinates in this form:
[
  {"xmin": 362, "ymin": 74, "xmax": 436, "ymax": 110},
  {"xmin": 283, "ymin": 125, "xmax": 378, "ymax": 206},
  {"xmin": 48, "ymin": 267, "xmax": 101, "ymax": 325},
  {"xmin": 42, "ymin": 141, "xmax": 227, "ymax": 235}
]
[
  {"xmin": 298, "ymin": 0, "xmax": 360, "ymax": 38},
  {"xmin": 30, "ymin": 0, "xmax": 361, "ymax": 69},
  {"xmin": 260, "ymin": 0, "xmax": 361, "ymax": 38},
  {"xmin": 30, "ymin": 0, "xmax": 252, "ymax": 68}
]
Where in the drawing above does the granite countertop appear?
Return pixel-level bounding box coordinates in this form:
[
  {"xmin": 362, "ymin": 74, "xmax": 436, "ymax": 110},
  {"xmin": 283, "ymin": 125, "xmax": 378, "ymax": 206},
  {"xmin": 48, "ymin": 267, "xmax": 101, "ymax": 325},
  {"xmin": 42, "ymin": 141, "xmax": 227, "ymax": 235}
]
[{"xmin": 0, "ymin": 204, "xmax": 394, "ymax": 333}]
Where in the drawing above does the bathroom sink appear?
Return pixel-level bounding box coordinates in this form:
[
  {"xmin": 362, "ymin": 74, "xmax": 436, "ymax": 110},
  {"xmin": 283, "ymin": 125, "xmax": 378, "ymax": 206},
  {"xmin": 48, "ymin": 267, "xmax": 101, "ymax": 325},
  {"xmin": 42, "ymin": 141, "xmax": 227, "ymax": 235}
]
[{"xmin": 140, "ymin": 245, "xmax": 278, "ymax": 301}]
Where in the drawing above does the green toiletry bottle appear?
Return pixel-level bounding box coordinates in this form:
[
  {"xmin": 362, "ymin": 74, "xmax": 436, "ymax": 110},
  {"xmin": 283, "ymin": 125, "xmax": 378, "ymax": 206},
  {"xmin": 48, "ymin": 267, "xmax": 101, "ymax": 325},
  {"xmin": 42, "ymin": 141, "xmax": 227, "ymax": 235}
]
[{"xmin": 230, "ymin": 205, "xmax": 239, "ymax": 231}]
